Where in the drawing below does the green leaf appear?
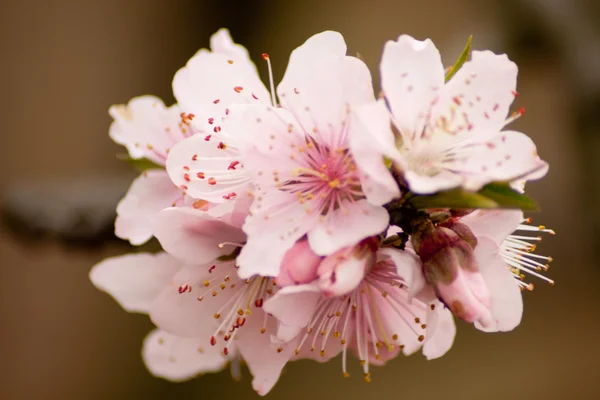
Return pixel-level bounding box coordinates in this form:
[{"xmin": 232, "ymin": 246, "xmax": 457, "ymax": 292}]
[
  {"xmin": 404, "ymin": 182, "xmax": 539, "ymax": 211},
  {"xmin": 407, "ymin": 188, "xmax": 498, "ymax": 210},
  {"xmin": 445, "ymin": 35, "xmax": 472, "ymax": 82},
  {"xmin": 117, "ymin": 154, "xmax": 163, "ymax": 172},
  {"xmin": 477, "ymin": 182, "xmax": 539, "ymax": 211}
]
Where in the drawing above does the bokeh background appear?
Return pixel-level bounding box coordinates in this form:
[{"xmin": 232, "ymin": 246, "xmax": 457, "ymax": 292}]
[{"xmin": 1, "ymin": 0, "xmax": 599, "ymax": 399}]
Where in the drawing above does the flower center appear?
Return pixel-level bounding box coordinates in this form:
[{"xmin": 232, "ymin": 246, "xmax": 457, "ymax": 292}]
[
  {"xmin": 284, "ymin": 140, "xmax": 364, "ymax": 214},
  {"xmin": 293, "ymin": 259, "xmax": 431, "ymax": 381},
  {"xmin": 191, "ymin": 262, "xmax": 274, "ymax": 356}
]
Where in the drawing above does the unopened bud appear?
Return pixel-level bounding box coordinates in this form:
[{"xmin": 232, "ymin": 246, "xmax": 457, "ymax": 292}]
[
  {"xmin": 275, "ymin": 239, "xmax": 323, "ymax": 287},
  {"xmin": 414, "ymin": 224, "xmax": 493, "ymax": 327},
  {"xmin": 317, "ymin": 237, "xmax": 378, "ymax": 296}
]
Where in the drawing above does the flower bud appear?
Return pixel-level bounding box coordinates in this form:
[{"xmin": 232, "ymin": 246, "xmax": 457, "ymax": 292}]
[
  {"xmin": 317, "ymin": 237, "xmax": 378, "ymax": 296},
  {"xmin": 414, "ymin": 224, "xmax": 493, "ymax": 327},
  {"xmin": 275, "ymin": 239, "xmax": 323, "ymax": 287}
]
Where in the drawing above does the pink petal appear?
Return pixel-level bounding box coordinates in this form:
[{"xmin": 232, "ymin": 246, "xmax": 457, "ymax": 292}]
[
  {"xmin": 109, "ymin": 96, "xmax": 185, "ymax": 165},
  {"xmin": 422, "ymin": 304, "xmax": 456, "ymax": 360},
  {"xmin": 89, "ymin": 252, "xmax": 181, "ymax": 314},
  {"xmin": 115, "ymin": 171, "xmax": 181, "ymax": 245},
  {"xmin": 307, "ymin": 199, "xmax": 388, "ymax": 256},
  {"xmin": 456, "ymin": 130, "xmax": 549, "ymax": 190},
  {"xmin": 351, "ymin": 100, "xmax": 402, "ymax": 205},
  {"xmin": 278, "ymin": 31, "xmax": 347, "ymax": 100},
  {"xmin": 460, "ymin": 209, "xmax": 523, "ymax": 246},
  {"xmin": 474, "ymin": 238, "xmax": 523, "ymax": 332},
  {"xmin": 378, "ymin": 247, "xmax": 426, "ymax": 298},
  {"xmin": 403, "ymin": 169, "xmax": 464, "ymax": 195},
  {"xmin": 150, "ymin": 262, "xmax": 239, "ymax": 337},
  {"xmin": 278, "ymin": 55, "xmax": 375, "ymax": 148},
  {"xmin": 428, "ymin": 50, "xmax": 518, "ymax": 150},
  {"xmin": 142, "ymin": 329, "xmax": 231, "ymax": 382},
  {"xmin": 317, "ymin": 247, "xmax": 370, "ymax": 296},
  {"xmin": 380, "ymin": 35, "xmax": 444, "ymax": 139},
  {"xmin": 226, "ymin": 104, "xmax": 301, "ymax": 187},
  {"xmin": 235, "ymin": 315, "xmax": 297, "ymax": 396},
  {"xmin": 153, "ymin": 207, "xmax": 246, "ymax": 265},
  {"xmin": 238, "ymin": 191, "xmax": 320, "ymax": 278},
  {"xmin": 273, "ymin": 323, "xmax": 303, "ymax": 344},
  {"xmin": 263, "ymin": 284, "xmax": 321, "ymax": 329},
  {"xmin": 209, "ymin": 28, "xmax": 253, "ymax": 61},
  {"xmin": 275, "ymin": 239, "xmax": 322, "ymax": 287},
  {"xmin": 172, "ymin": 30, "xmax": 269, "ymax": 130},
  {"xmin": 370, "ymin": 281, "xmax": 429, "ymax": 356},
  {"xmin": 165, "ymin": 133, "xmax": 251, "ymax": 203}
]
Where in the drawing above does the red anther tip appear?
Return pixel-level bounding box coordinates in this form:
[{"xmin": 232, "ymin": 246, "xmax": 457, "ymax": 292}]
[
  {"xmin": 512, "ymin": 90, "xmax": 519, "ymax": 97},
  {"xmin": 518, "ymin": 107, "xmax": 525, "ymax": 115},
  {"xmin": 262, "ymin": 53, "xmax": 269, "ymax": 60}
]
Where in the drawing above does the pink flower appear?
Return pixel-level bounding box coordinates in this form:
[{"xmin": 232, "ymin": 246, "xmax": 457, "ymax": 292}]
[
  {"xmin": 353, "ymin": 35, "xmax": 548, "ymax": 194},
  {"xmin": 109, "ymin": 96, "xmax": 195, "ymax": 245},
  {"xmin": 149, "ymin": 205, "xmax": 297, "ymax": 395},
  {"xmin": 90, "ymin": 252, "xmax": 233, "ymax": 381},
  {"xmin": 264, "ymin": 243, "xmax": 456, "ymax": 380},
  {"xmin": 414, "ymin": 209, "xmax": 554, "ymax": 332},
  {"xmin": 165, "ymin": 28, "xmax": 272, "ymax": 203},
  {"xmin": 460, "ymin": 209, "xmax": 555, "ymax": 291},
  {"xmin": 228, "ymin": 31, "xmax": 390, "ymax": 279}
]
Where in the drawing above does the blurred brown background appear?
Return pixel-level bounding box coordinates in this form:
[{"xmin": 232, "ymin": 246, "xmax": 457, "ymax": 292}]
[{"xmin": 1, "ymin": 0, "xmax": 599, "ymax": 399}]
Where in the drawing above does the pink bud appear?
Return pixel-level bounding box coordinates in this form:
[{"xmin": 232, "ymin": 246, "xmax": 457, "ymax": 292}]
[
  {"xmin": 275, "ymin": 239, "xmax": 323, "ymax": 287},
  {"xmin": 415, "ymin": 225, "xmax": 493, "ymax": 327},
  {"xmin": 317, "ymin": 238, "xmax": 378, "ymax": 296}
]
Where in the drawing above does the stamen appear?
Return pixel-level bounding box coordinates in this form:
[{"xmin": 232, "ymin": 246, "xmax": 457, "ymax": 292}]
[
  {"xmin": 262, "ymin": 53, "xmax": 277, "ymax": 107},
  {"xmin": 218, "ymin": 241, "xmax": 245, "ymax": 248}
]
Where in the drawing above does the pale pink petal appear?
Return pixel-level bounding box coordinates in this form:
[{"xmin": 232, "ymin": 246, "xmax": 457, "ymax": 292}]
[
  {"xmin": 115, "ymin": 170, "xmax": 181, "ymax": 245},
  {"xmin": 458, "ymin": 130, "xmax": 548, "ymax": 190},
  {"xmin": 278, "ymin": 55, "xmax": 375, "ymax": 148},
  {"xmin": 370, "ymin": 282, "xmax": 429, "ymax": 356},
  {"xmin": 273, "ymin": 323, "xmax": 303, "ymax": 344},
  {"xmin": 428, "ymin": 50, "xmax": 518, "ymax": 150},
  {"xmin": 351, "ymin": 100, "xmax": 402, "ymax": 205},
  {"xmin": 422, "ymin": 305, "xmax": 456, "ymax": 360},
  {"xmin": 278, "ymin": 31, "xmax": 347, "ymax": 99},
  {"xmin": 235, "ymin": 315, "xmax": 297, "ymax": 396},
  {"xmin": 172, "ymin": 30, "xmax": 269, "ymax": 130},
  {"xmin": 150, "ymin": 261, "xmax": 239, "ymax": 337},
  {"xmin": 474, "ymin": 238, "xmax": 523, "ymax": 332},
  {"xmin": 435, "ymin": 266, "xmax": 494, "ymax": 327},
  {"xmin": 109, "ymin": 96, "xmax": 186, "ymax": 165},
  {"xmin": 461, "ymin": 209, "xmax": 522, "ymax": 246},
  {"xmin": 153, "ymin": 207, "xmax": 246, "ymax": 265},
  {"xmin": 238, "ymin": 191, "xmax": 320, "ymax": 279},
  {"xmin": 378, "ymin": 247, "xmax": 426, "ymax": 298},
  {"xmin": 403, "ymin": 169, "xmax": 464, "ymax": 194},
  {"xmin": 263, "ymin": 284, "xmax": 321, "ymax": 329},
  {"xmin": 307, "ymin": 199, "xmax": 388, "ymax": 256},
  {"xmin": 380, "ymin": 35, "xmax": 444, "ymax": 138},
  {"xmin": 165, "ymin": 133, "xmax": 250, "ymax": 203},
  {"xmin": 209, "ymin": 28, "xmax": 252, "ymax": 61},
  {"xmin": 90, "ymin": 252, "xmax": 181, "ymax": 314},
  {"xmin": 227, "ymin": 104, "xmax": 304, "ymax": 187},
  {"xmin": 275, "ymin": 239, "xmax": 322, "ymax": 287},
  {"xmin": 317, "ymin": 248, "xmax": 370, "ymax": 296},
  {"xmin": 142, "ymin": 329, "xmax": 230, "ymax": 382}
]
